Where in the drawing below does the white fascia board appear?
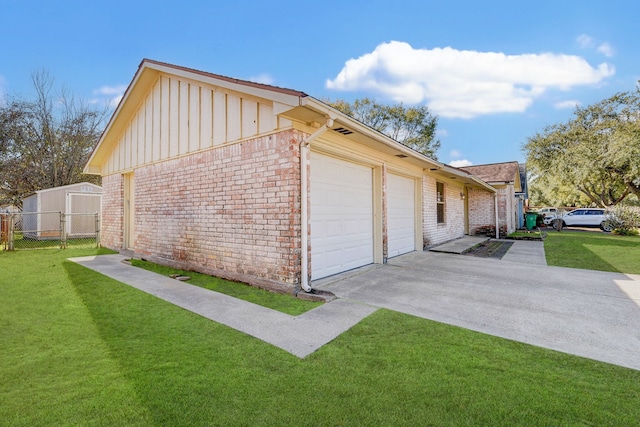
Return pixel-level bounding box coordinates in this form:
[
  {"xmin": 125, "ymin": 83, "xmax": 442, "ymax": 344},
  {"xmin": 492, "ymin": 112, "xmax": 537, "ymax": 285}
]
[{"xmin": 300, "ymin": 97, "xmax": 442, "ymax": 167}]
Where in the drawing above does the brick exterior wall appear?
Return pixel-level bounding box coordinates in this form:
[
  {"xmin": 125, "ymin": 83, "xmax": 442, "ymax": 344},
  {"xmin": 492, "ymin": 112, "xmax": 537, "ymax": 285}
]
[
  {"xmin": 502, "ymin": 185, "xmax": 517, "ymax": 234},
  {"xmin": 496, "ymin": 186, "xmax": 516, "ymax": 234},
  {"xmin": 102, "ymin": 129, "xmax": 304, "ymax": 291},
  {"xmin": 101, "ymin": 174, "xmax": 123, "ymax": 250},
  {"xmin": 467, "ymin": 188, "xmax": 496, "ymax": 235},
  {"xmin": 467, "ymin": 185, "xmax": 516, "ymax": 235},
  {"xmin": 422, "ymin": 175, "xmax": 465, "ymax": 247}
]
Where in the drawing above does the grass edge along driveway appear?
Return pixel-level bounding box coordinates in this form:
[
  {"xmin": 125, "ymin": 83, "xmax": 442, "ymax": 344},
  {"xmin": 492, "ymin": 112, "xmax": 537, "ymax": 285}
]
[{"xmin": 2, "ymin": 248, "xmax": 640, "ymax": 426}]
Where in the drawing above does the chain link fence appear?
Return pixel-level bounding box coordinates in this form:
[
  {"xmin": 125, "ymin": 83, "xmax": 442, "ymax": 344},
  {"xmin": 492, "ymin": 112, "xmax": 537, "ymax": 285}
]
[{"xmin": 1, "ymin": 211, "xmax": 100, "ymax": 251}]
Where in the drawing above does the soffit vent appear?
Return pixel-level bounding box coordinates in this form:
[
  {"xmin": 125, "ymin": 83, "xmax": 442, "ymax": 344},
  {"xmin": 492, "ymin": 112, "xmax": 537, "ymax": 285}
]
[
  {"xmin": 395, "ymin": 154, "xmax": 408, "ymax": 158},
  {"xmin": 333, "ymin": 127, "xmax": 354, "ymax": 135}
]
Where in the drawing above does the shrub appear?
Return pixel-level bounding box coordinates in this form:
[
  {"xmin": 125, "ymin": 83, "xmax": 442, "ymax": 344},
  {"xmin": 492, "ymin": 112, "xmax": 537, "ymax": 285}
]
[{"xmin": 605, "ymin": 205, "xmax": 640, "ymax": 235}]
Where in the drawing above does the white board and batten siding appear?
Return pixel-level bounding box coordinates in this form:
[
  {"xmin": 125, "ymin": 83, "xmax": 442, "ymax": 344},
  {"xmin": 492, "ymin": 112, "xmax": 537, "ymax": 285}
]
[
  {"xmin": 387, "ymin": 173, "xmax": 416, "ymax": 258},
  {"xmin": 103, "ymin": 74, "xmax": 292, "ymax": 175},
  {"xmin": 310, "ymin": 152, "xmax": 374, "ymax": 280}
]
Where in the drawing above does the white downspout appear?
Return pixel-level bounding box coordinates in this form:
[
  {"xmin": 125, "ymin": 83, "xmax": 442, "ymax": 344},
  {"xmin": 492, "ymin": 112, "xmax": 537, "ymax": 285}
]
[
  {"xmin": 494, "ymin": 193, "xmax": 499, "ymax": 239},
  {"xmin": 300, "ymin": 118, "xmax": 334, "ymax": 292}
]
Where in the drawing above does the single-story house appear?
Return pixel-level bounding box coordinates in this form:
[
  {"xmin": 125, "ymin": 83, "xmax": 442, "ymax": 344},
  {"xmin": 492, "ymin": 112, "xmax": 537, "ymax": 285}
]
[
  {"xmin": 85, "ymin": 59, "xmax": 499, "ymax": 293},
  {"xmin": 461, "ymin": 161, "xmax": 522, "ymax": 235},
  {"xmin": 22, "ymin": 182, "xmax": 102, "ymax": 238}
]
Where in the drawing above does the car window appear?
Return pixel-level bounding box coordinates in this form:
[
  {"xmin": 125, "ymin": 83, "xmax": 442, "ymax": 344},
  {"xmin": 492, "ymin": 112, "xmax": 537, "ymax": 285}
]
[
  {"xmin": 572, "ymin": 210, "xmax": 585, "ymax": 215},
  {"xmin": 587, "ymin": 210, "xmax": 603, "ymax": 215}
]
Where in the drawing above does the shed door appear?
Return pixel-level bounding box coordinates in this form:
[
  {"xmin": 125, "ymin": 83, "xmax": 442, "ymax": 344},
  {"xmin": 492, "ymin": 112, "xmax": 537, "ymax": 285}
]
[
  {"xmin": 388, "ymin": 174, "xmax": 416, "ymax": 258},
  {"xmin": 311, "ymin": 152, "xmax": 374, "ymax": 280}
]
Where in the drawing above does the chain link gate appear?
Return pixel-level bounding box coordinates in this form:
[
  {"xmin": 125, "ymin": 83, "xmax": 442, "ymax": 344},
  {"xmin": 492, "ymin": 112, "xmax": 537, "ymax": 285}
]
[{"xmin": 1, "ymin": 211, "xmax": 100, "ymax": 251}]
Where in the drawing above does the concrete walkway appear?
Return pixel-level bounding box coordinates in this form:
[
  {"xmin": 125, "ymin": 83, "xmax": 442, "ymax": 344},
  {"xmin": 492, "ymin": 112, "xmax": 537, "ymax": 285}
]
[
  {"xmin": 69, "ymin": 254, "xmax": 377, "ymax": 358},
  {"xmin": 501, "ymin": 240, "xmax": 547, "ymax": 265},
  {"xmin": 70, "ymin": 239, "xmax": 640, "ymax": 370}
]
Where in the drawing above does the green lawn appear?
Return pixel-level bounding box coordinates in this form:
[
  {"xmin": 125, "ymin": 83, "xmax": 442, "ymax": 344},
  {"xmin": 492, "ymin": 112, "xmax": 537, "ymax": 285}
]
[
  {"xmin": 544, "ymin": 231, "xmax": 640, "ymax": 274},
  {"xmin": 2, "ymin": 248, "xmax": 640, "ymax": 426},
  {"xmin": 130, "ymin": 259, "xmax": 322, "ymax": 315}
]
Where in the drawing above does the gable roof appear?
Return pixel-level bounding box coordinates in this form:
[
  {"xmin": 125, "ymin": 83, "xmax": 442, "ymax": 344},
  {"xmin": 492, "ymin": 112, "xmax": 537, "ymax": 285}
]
[
  {"xmin": 85, "ymin": 59, "xmax": 496, "ymax": 193},
  {"xmin": 461, "ymin": 161, "xmax": 522, "ymax": 191},
  {"xmin": 141, "ymin": 59, "xmax": 308, "ymax": 98}
]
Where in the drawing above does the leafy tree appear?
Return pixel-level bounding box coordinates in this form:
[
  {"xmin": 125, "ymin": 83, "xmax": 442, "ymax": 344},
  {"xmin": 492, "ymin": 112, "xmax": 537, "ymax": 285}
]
[
  {"xmin": 524, "ymin": 89, "xmax": 640, "ymax": 207},
  {"xmin": 0, "ymin": 71, "xmax": 107, "ymax": 208},
  {"xmin": 327, "ymin": 98, "xmax": 441, "ymax": 159}
]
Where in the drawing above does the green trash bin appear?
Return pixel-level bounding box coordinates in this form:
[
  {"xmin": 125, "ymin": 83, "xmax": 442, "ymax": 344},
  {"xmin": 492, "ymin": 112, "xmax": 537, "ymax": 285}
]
[{"xmin": 525, "ymin": 212, "xmax": 538, "ymax": 230}]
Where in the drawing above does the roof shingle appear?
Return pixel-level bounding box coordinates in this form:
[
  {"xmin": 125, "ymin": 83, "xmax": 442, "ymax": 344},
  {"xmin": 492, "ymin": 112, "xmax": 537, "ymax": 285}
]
[{"xmin": 460, "ymin": 161, "xmax": 520, "ymax": 184}]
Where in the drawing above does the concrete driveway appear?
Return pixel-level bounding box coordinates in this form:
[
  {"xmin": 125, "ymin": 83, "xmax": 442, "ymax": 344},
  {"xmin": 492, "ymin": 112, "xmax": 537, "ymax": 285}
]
[{"xmin": 314, "ymin": 249, "xmax": 640, "ymax": 371}]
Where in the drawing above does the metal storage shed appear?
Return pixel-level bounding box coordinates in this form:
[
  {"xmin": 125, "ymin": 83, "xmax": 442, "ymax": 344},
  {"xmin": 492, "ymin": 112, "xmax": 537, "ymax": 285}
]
[{"xmin": 21, "ymin": 182, "xmax": 102, "ymax": 239}]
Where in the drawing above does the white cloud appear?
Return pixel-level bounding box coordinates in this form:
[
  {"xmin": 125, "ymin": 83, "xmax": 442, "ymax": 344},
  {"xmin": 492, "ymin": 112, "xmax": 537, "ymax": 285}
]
[
  {"xmin": 450, "ymin": 159, "xmax": 473, "ymax": 167},
  {"xmin": 449, "ymin": 149, "xmax": 462, "ymax": 158},
  {"xmin": 92, "ymin": 84, "xmax": 127, "ymax": 108},
  {"xmin": 554, "ymin": 100, "xmax": 580, "ymax": 110},
  {"xmin": 597, "ymin": 42, "xmax": 615, "ymax": 58},
  {"xmin": 436, "ymin": 128, "xmax": 449, "ymax": 138},
  {"xmin": 326, "ymin": 41, "xmax": 614, "ymax": 119},
  {"xmin": 577, "ymin": 34, "xmax": 594, "ymax": 48},
  {"xmin": 248, "ymin": 73, "xmax": 275, "ymax": 85},
  {"xmin": 94, "ymin": 85, "xmax": 127, "ymax": 96},
  {"xmin": 577, "ymin": 34, "xmax": 615, "ymax": 58}
]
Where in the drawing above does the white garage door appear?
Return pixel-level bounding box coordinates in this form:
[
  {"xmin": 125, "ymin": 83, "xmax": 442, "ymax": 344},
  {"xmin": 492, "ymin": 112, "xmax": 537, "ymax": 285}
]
[
  {"xmin": 388, "ymin": 174, "xmax": 415, "ymax": 258},
  {"xmin": 311, "ymin": 152, "xmax": 374, "ymax": 280}
]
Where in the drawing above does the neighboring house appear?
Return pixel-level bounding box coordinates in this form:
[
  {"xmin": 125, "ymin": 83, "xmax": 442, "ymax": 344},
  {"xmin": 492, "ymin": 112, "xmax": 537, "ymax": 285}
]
[
  {"xmin": 84, "ymin": 59, "xmax": 496, "ymax": 293},
  {"xmin": 461, "ymin": 161, "xmax": 522, "ymax": 235},
  {"xmin": 21, "ymin": 182, "xmax": 102, "ymax": 239}
]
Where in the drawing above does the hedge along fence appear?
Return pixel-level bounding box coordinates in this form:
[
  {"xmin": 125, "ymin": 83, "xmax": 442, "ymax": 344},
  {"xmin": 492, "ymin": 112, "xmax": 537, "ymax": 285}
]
[{"xmin": 1, "ymin": 211, "xmax": 100, "ymax": 250}]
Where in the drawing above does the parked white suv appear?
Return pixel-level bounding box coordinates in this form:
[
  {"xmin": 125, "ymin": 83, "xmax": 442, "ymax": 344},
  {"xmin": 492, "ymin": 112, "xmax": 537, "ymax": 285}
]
[{"xmin": 553, "ymin": 208, "xmax": 612, "ymax": 231}]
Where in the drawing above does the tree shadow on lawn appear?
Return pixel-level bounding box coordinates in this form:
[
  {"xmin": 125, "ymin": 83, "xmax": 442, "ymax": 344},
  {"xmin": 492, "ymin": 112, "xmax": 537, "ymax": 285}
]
[
  {"xmin": 63, "ymin": 260, "xmax": 304, "ymax": 426},
  {"xmin": 63, "ymin": 260, "xmax": 640, "ymax": 427}
]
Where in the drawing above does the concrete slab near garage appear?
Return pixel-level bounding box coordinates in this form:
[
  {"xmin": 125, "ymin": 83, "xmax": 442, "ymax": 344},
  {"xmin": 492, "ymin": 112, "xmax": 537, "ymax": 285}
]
[
  {"xmin": 430, "ymin": 236, "xmax": 547, "ymax": 266},
  {"xmin": 428, "ymin": 235, "xmax": 490, "ymax": 254}
]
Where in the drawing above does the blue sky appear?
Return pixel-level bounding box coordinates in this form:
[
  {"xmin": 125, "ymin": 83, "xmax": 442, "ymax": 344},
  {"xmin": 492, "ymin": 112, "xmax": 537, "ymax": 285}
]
[{"xmin": 2, "ymin": 0, "xmax": 638, "ymax": 166}]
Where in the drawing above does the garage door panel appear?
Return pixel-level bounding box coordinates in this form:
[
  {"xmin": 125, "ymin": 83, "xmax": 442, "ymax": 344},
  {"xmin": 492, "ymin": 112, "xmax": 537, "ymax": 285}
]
[
  {"xmin": 388, "ymin": 174, "xmax": 416, "ymax": 258},
  {"xmin": 311, "ymin": 152, "xmax": 373, "ymax": 280}
]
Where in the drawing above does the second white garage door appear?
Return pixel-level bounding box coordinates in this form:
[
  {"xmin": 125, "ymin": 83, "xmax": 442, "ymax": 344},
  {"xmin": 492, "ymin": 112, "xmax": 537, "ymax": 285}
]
[
  {"xmin": 387, "ymin": 174, "xmax": 416, "ymax": 258},
  {"xmin": 310, "ymin": 152, "xmax": 374, "ymax": 280}
]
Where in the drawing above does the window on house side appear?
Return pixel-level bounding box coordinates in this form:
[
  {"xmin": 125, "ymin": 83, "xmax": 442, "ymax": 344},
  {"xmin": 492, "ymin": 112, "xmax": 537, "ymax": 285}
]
[{"xmin": 436, "ymin": 181, "xmax": 445, "ymax": 224}]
